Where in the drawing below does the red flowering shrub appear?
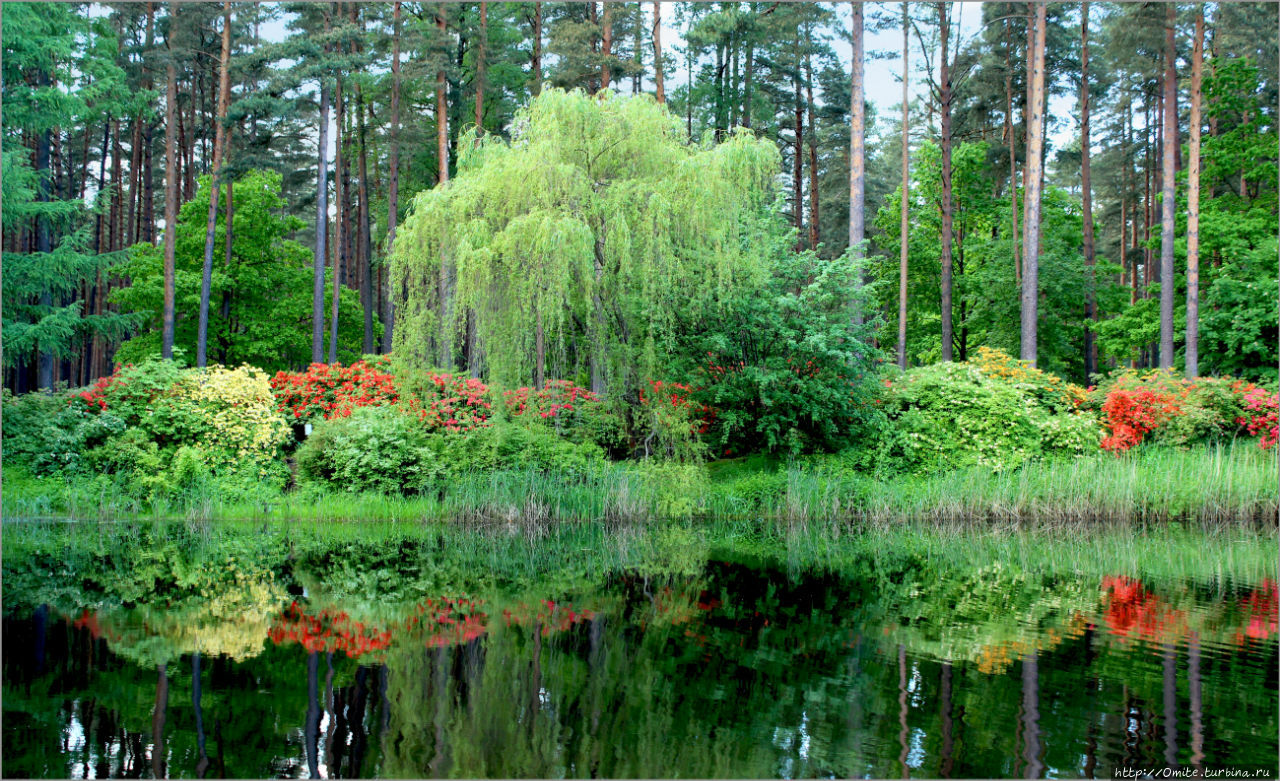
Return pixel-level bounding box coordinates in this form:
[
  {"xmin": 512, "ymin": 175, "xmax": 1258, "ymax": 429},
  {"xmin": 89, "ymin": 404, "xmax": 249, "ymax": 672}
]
[
  {"xmin": 400, "ymin": 372, "xmax": 493, "ymax": 432},
  {"xmin": 270, "ymin": 359, "xmax": 400, "ymax": 423},
  {"xmin": 1099, "ymin": 388, "xmax": 1184, "ymax": 453},
  {"xmin": 504, "ymin": 379, "xmax": 599, "ymax": 420},
  {"xmin": 1232, "ymin": 381, "xmax": 1279, "ymax": 450},
  {"xmin": 71, "ymin": 372, "xmax": 116, "ymax": 413},
  {"xmin": 640, "ymin": 380, "xmax": 715, "ymax": 436}
]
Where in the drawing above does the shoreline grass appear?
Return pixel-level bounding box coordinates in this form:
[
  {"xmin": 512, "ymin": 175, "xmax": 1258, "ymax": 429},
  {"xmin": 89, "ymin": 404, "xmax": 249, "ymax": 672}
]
[{"xmin": 4, "ymin": 441, "xmax": 1276, "ymax": 527}]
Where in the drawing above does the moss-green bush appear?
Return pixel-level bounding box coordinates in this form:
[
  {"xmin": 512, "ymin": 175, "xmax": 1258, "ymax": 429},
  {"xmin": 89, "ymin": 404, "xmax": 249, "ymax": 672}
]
[{"xmin": 870, "ymin": 362, "xmax": 1101, "ymax": 475}]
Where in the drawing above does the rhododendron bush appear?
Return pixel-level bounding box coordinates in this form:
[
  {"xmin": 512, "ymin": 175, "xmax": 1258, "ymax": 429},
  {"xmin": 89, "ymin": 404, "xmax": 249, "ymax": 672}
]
[
  {"xmin": 270, "ymin": 359, "xmax": 400, "ymax": 424},
  {"xmin": 1086, "ymin": 370, "xmax": 1279, "ymax": 453}
]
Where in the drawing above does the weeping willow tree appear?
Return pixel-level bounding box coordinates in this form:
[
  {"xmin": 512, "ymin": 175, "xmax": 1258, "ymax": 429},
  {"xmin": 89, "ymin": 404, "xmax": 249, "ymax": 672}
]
[{"xmin": 390, "ymin": 89, "xmax": 781, "ymax": 393}]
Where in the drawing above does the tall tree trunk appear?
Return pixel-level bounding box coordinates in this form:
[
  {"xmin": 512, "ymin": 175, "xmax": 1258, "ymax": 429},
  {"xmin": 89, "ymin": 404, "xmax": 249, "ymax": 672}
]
[
  {"xmin": 1159, "ymin": 3, "xmax": 1177, "ymax": 370},
  {"xmin": 476, "ymin": 2, "xmax": 487, "ymax": 130},
  {"xmin": 358, "ymin": 82, "xmax": 374, "ymax": 355},
  {"xmin": 383, "ymin": 1, "xmax": 402, "ymax": 354},
  {"xmin": 313, "ymin": 73, "xmax": 330, "ymax": 364},
  {"xmin": 897, "ymin": 2, "xmax": 910, "ymax": 370},
  {"xmin": 938, "ymin": 2, "xmax": 955, "ymax": 362},
  {"xmin": 128, "ymin": 118, "xmax": 142, "ymax": 247},
  {"xmin": 804, "ymin": 47, "xmax": 819, "ymax": 250},
  {"xmin": 197, "ymin": 1, "xmax": 232, "ymax": 369},
  {"xmin": 1185, "ymin": 6, "xmax": 1204, "ymax": 378},
  {"xmin": 437, "ymin": 8, "xmax": 453, "ymax": 368},
  {"xmin": 330, "ymin": 65, "xmax": 347, "ymax": 363},
  {"xmin": 1006, "ymin": 17, "xmax": 1020, "ymax": 283},
  {"xmin": 532, "ymin": 3, "xmax": 543, "ymax": 95},
  {"xmin": 163, "ymin": 13, "xmax": 178, "ymax": 361},
  {"xmin": 652, "ymin": 1, "xmax": 664, "ymax": 104},
  {"xmin": 1080, "ymin": 1, "xmax": 1097, "ymax": 378},
  {"xmin": 142, "ymin": 4, "xmax": 157, "ymax": 244},
  {"xmin": 36, "ymin": 69, "xmax": 54, "ymax": 390},
  {"xmin": 793, "ymin": 66, "xmax": 804, "ymax": 246},
  {"xmin": 632, "ymin": 3, "xmax": 643, "ymax": 94},
  {"xmin": 742, "ymin": 9, "xmax": 754, "ymax": 129},
  {"xmin": 1020, "ymin": 1, "xmax": 1047, "ymax": 366},
  {"xmin": 850, "ymin": 2, "xmax": 866, "ymax": 325},
  {"xmin": 601, "ymin": 2, "xmax": 612, "ymax": 90},
  {"xmin": 90, "ymin": 119, "xmax": 112, "ymax": 378}
]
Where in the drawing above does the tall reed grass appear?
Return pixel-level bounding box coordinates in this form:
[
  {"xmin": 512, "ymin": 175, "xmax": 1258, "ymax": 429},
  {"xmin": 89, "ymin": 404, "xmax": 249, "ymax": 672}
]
[{"xmin": 4, "ymin": 442, "xmax": 1275, "ymax": 526}]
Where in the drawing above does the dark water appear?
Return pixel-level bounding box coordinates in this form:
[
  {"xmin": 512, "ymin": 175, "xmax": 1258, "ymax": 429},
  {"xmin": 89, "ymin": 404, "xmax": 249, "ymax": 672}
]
[{"xmin": 2, "ymin": 523, "xmax": 1277, "ymax": 778}]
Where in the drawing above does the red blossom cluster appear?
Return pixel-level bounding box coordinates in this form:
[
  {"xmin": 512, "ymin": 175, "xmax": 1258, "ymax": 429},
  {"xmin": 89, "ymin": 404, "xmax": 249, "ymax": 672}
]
[
  {"xmin": 268, "ymin": 602, "xmax": 394, "ymax": 658},
  {"xmin": 502, "ymin": 599, "xmax": 597, "ymax": 636},
  {"xmin": 503, "ymin": 379, "xmax": 599, "ymax": 420},
  {"xmin": 71, "ymin": 373, "xmax": 116, "ymax": 413},
  {"xmin": 639, "ymin": 379, "xmax": 716, "ymax": 435},
  {"xmin": 1236, "ymin": 579, "xmax": 1279, "ymax": 644},
  {"xmin": 1099, "ymin": 388, "xmax": 1184, "ymax": 453},
  {"xmin": 270, "ymin": 360, "xmax": 399, "ymax": 423},
  {"xmin": 1232, "ymin": 381, "xmax": 1279, "ymax": 450},
  {"xmin": 402, "ymin": 372, "xmax": 493, "ymax": 432},
  {"xmin": 404, "ymin": 597, "xmax": 490, "ymax": 647},
  {"xmin": 1100, "ymin": 576, "xmax": 1186, "ymax": 642}
]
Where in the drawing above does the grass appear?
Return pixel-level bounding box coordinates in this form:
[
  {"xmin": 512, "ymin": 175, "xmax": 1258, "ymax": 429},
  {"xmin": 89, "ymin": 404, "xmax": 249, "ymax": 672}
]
[{"xmin": 3, "ymin": 441, "xmax": 1276, "ymax": 526}]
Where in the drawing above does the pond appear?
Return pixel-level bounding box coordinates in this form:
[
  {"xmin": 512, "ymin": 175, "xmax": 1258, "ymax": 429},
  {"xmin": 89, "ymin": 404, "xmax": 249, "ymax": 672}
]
[{"xmin": 2, "ymin": 521, "xmax": 1277, "ymax": 778}]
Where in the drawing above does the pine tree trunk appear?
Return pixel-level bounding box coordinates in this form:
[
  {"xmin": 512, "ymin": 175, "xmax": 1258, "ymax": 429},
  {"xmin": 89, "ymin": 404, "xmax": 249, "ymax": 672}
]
[
  {"xmin": 358, "ymin": 83, "xmax": 374, "ymax": 355},
  {"xmin": 1020, "ymin": 1, "xmax": 1046, "ymax": 366},
  {"xmin": 313, "ymin": 71, "xmax": 330, "ymax": 364},
  {"xmin": 897, "ymin": 1, "xmax": 910, "ymax": 370},
  {"xmin": 476, "ymin": 2, "xmax": 487, "ymax": 130},
  {"xmin": 804, "ymin": 48, "xmax": 819, "ymax": 251},
  {"xmin": 142, "ymin": 3, "xmax": 157, "ymax": 244},
  {"xmin": 163, "ymin": 25, "xmax": 178, "ymax": 361},
  {"xmin": 437, "ymin": 8, "xmax": 453, "ymax": 368},
  {"xmin": 652, "ymin": 1, "xmax": 664, "ymax": 104},
  {"xmin": 850, "ymin": 2, "xmax": 866, "ymax": 325},
  {"xmin": 36, "ymin": 70, "xmax": 54, "ymax": 390},
  {"xmin": 793, "ymin": 67, "xmax": 804, "ymax": 247},
  {"xmin": 601, "ymin": 2, "xmax": 612, "ymax": 90},
  {"xmin": 127, "ymin": 118, "xmax": 142, "ymax": 246},
  {"xmin": 329, "ymin": 65, "xmax": 346, "ymax": 363},
  {"xmin": 1159, "ymin": 3, "xmax": 1177, "ymax": 370},
  {"xmin": 197, "ymin": 1, "xmax": 231, "ymax": 369},
  {"xmin": 742, "ymin": 10, "xmax": 754, "ymax": 129},
  {"xmin": 938, "ymin": 2, "xmax": 955, "ymax": 362},
  {"xmin": 383, "ymin": 0, "xmax": 402, "ymax": 355},
  {"xmin": 1185, "ymin": 6, "xmax": 1204, "ymax": 378},
  {"xmin": 1081, "ymin": 1, "xmax": 1097, "ymax": 378},
  {"xmin": 1006, "ymin": 17, "xmax": 1020, "ymax": 282},
  {"xmin": 532, "ymin": 3, "xmax": 543, "ymax": 95}
]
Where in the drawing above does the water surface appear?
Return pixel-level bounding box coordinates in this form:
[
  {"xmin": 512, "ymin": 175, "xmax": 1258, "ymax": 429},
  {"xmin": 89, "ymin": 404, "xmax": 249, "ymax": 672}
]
[{"xmin": 3, "ymin": 521, "xmax": 1276, "ymax": 778}]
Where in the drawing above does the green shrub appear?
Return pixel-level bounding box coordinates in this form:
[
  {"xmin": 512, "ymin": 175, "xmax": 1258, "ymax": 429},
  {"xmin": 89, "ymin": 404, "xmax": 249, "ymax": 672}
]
[
  {"xmin": 2, "ymin": 389, "xmax": 128, "ymax": 475},
  {"xmin": 297, "ymin": 405, "xmax": 608, "ymax": 496},
  {"xmin": 296, "ymin": 406, "xmax": 442, "ymax": 495},
  {"xmin": 872, "ymin": 362, "xmax": 1099, "ymax": 475},
  {"xmin": 428, "ymin": 416, "xmax": 607, "ymax": 477}
]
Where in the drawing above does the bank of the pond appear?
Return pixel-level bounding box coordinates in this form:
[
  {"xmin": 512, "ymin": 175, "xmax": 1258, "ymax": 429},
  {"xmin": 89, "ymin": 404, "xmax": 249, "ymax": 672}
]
[{"xmin": 4, "ymin": 441, "xmax": 1276, "ymax": 526}]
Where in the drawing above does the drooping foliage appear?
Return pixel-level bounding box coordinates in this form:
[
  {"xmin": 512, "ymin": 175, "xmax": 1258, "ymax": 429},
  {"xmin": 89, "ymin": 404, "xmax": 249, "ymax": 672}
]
[{"xmin": 390, "ymin": 89, "xmax": 781, "ymax": 392}]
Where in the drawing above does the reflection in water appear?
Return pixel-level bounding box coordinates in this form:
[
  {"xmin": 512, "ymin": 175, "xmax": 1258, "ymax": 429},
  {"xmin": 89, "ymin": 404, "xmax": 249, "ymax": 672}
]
[{"xmin": 2, "ymin": 530, "xmax": 1278, "ymax": 779}]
